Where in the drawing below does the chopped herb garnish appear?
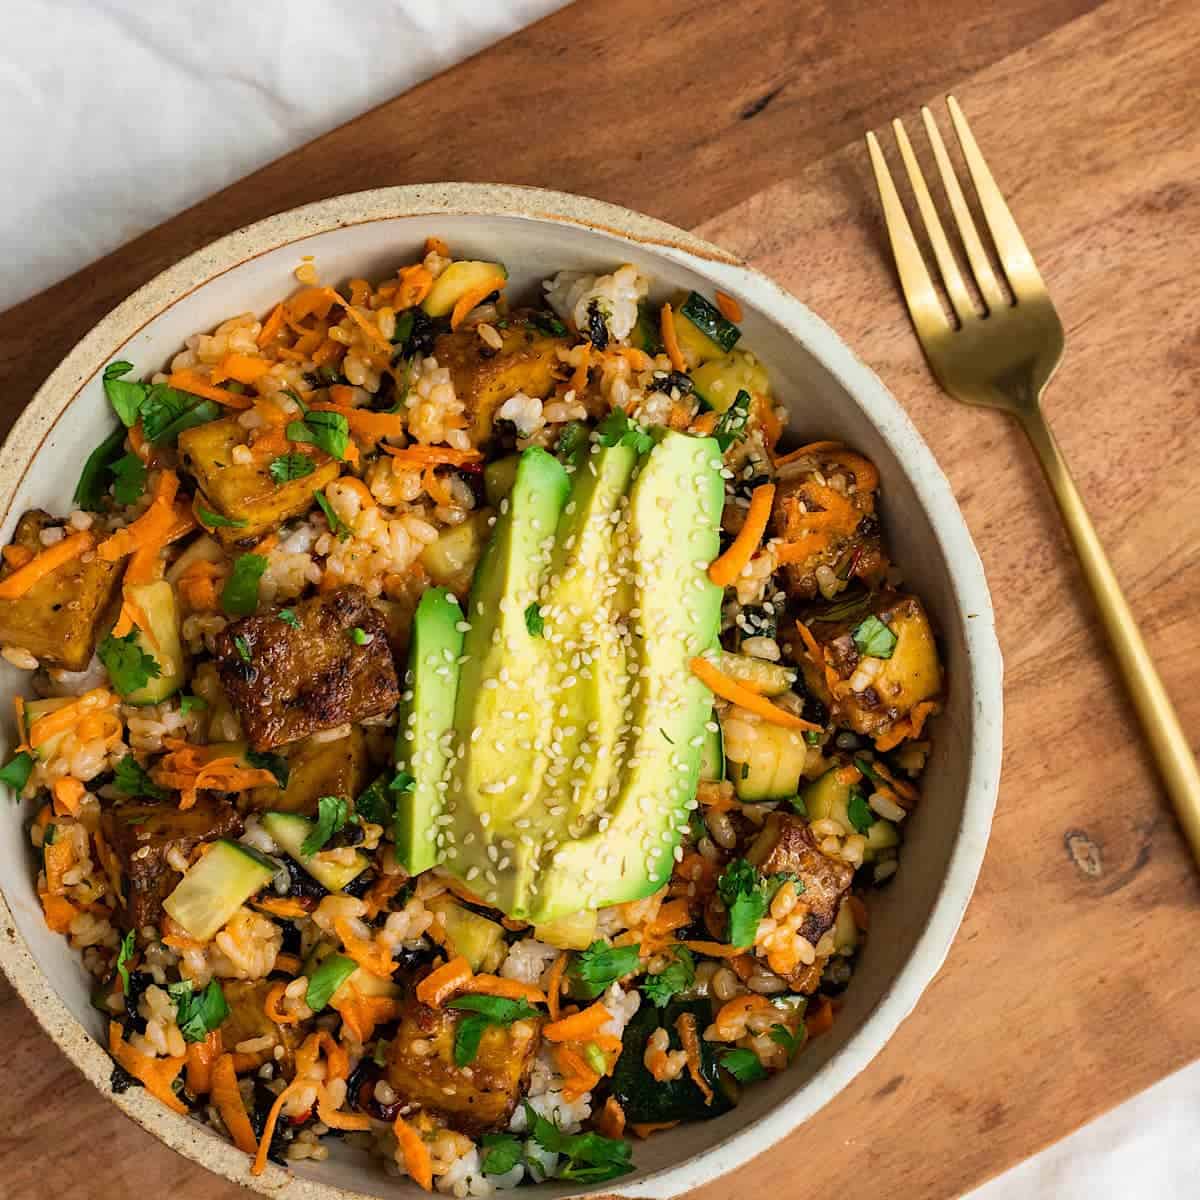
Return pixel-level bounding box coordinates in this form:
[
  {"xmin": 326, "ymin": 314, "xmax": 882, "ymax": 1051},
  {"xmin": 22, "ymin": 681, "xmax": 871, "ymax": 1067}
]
[
  {"xmin": 524, "ymin": 603, "xmax": 544, "ymax": 637},
  {"xmin": 140, "ymin": 385, "xmax": 216, "ymax": 444},
  {"xmin": 720, "ymin": 1046, "xmax": 767, "ymax": 1083},
  {"xmin": 390, "ymin": 769, "xmax": 416, "ymax": 793},
  {"xmin": 246, "ymin": 749, "xmax": 289, "ymax": 789},
  {"xmin": 554, "ymin": 420, "xmax": 587, "ymax": 462},
  {"xmin": 713, "ymin": 389, "xmax": 752, "ymax": 452},
  {"xmin": 803, "ymin": 729, "xmax": 823, "ymax": 746},
  {"xmin": 854, "ymin": 756, "xmax": 882, "ymax": 785},
  {"xmin": 287, "ymin": 410, "xmax": 350, "ymax": 460},
  {"xmin": 116, "ymin": 930, "xmax": 136, "ymax": 995},
  {"xmin": 277, "ymin": 608, "xmax": 300, "ymax": 628},
  {"xmin": 113, "ymin": 754, "xmax": 165, "ymax": 800},
  {"xmin": 528, "ymin": 311, "xmax": 568, "ymax": 337},
  {"xmin": 315, "ymin": 490, "xmax": 349, "ymax": 539},
  {"xmin": 851, "ymin": 614, "xmax": 897, "ymax": 659},
  {"xmin": 97, "ymin": 631, "xmax": 161, "ymax": 698},
  {"xmin": 348, "ymin": 626, "xmax": 371, "ymax": 646},
  {"xmin": 73, "ymin": 427, "xmax": 126, "ymax": 508},
  {"xmin": 196, "ymin": 505, "xmax": 247, "ymax": 530},
  {"xmin": 595, "ymin": 406, "xmax": 654, "ymax": 455},
  {"xmin": 660, "ymin": 728, "xmax": 674, "ymax": 744},
  {"xmin": 769, "ymin": 1022, "xmax": 806, "ymax": 1060},
  {"xmin": 448, "ymin": 994, "xmax": 541, "ymax": 1066},
  {"xmin": 480, "ymin": 1133, "xmax": 525, "ymax": 1176},
  {"xmin": 101, "ymin": 361, "xmax": 148, "ymax": 428},
  {"xmin": 302, "ymin": 795, "xmax": 349, "ymax": 855},
  {"xmin": 305, "ymin": 953, "xmax": 357, "ymax": 1012},
  {"xmin": 0, "ymin": 750, "xmax": 35, "ymax": 792},
  {"xmin": 717, "ymin": 859, "xmax": 799, "ymax": 949},
  {"xmin": 846, "ymin": 788, "xmax": 877, "ymax": 834},
  {"xmin": 268, "ymin": 453, "xmax": 316, "ymax": 483},
  {"xmin": 220, "ymin": 553, "xmax": 268, "ymax": 617},
  {"xmin": 569, "ymin": 941, "xmax": 642, "ymax": 999},
  {"xmin": 788, "ymin": 793, "xmax": 808, "ymax": 818},
  {"xmin": 354, "ymin": 775, "xmax": 394, "ymax": 826},
  {"xmin": 178, "ymin": 694, "xmax": 207, "ymax": 716},
  {"xmin": 522, "ymin": 1103, "xmax": 634, "ymax": 1184},
  {"xmin": 167, "ymin": 979, "xmax": 229, "ymax": 1042},
  {"xmin": 642, "ymin": 946, "xmax": 695, "ymax": 1008},
  {"xmin": 233, "ymin": 634, "xmax": 252, "ymax": 664},
  {"xmin": 391, "ymin": 309, "xmax": 415, "ymax": 347},
  {"xmin": 109, "ymin": 453, "xmax": 148, "ymax": 506}
]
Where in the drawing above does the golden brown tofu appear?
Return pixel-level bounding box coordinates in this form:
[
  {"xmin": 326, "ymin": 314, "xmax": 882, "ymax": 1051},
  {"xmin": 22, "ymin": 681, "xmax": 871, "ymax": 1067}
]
[
  {"xmin": 0, "ymin": 510, "xmax": 123, "ymax": 670},
  {"xmin": 771, "ymin": 446, "xmax": 886, "ymax": 601},
  {"xmin": 215, "ymin": 586, "xmax": 399, "ymax": 750},
  {"xmin": 220, "ymin": 980, "xmax": 299, "ymax": 1063},
  {"xmin": 748, "ymin": 812, "xmax": 854, "ymax": 952},
  {"xmin": 795, "ymin": 591, "xmax": 942, "ymax": 743},
  {"xmin": 177, "ymin": 418, "xmax": 340, "ymax": 547},
  {"xmin": 432, "ymin": 311, "xmax": 570, "ymax": 443},
  {"xmin": 244, "ymin": 727, "xmax": 369, "ymax": 816},
  {"xmin": 101, "ymin": 796, "xmax": 242, "ymax": 932},
  {"xmin": 387, "ymin": 993, "xmax": 540, "ymax": 1134}
]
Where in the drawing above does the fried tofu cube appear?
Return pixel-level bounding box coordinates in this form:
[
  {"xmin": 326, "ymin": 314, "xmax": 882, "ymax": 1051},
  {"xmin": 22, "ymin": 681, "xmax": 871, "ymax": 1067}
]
[
  {"xmin": 215, "ymin": 586, "xmax": 399, "ymax": 751},
  {"xmin": 795, "ymin": 591, "xmax": 942, "ymax": 743},
  {"xmin": 244, "ymin": 726, "xmax": 369, "ymax": 816},
  {"xmin": 101, "ymin": 796, "xmax": 242, "ymax": 932},
  {"xmin": 432, "ymin": 311, "xmax": 570, "ymax": 443},
  {"xmin": 387, "ymin": 993, "xmax": 540, "ymax": 1134},
  {"xmin": 177, "ymin": 417, "xmax": 340, "ymax": 546},
  {"xmin": 220, "ymin": 980, "xmax": 300, "ymax": 1063},
  {"xmin": 0, "ymin": 510, "xmax": 123, "ymax": 670}
]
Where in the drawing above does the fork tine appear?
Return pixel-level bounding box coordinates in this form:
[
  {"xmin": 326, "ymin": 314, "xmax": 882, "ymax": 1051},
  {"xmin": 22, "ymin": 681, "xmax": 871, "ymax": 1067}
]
[
  {"xmin": 891, "ymin": 118, "xmax": 977, "ymax": 323},
  {"xmin": 946, "ymin": 95, "xmax": 1048, "ymax": 300},
  {"xmin": 865, "ymin": 131, "xmax": 951, "ymax": 338},
  {"xmin": 920, "ymin": 106, "xmax": 1008, "ymax": 313}
]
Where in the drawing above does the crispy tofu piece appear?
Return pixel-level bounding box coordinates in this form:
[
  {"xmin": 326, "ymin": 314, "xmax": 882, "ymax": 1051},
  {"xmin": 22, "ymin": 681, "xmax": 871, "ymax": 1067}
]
[
  {"xmin": 220, "ymin": 980, "xmax": 299, "ymax": 1062},
  {"xmin": 432, "ymin": 310, "xmax": 570, "ymax": 443},
  {"xmin": 244, "ymin": 726, "xmax": 369, "ymax": 816},
  {"xmin": 177, "ymin": 418, "xmax": 340, "ymax": 547},
  {"xmin": 748, "ymin": 812, "xmax": 854, "ymax": 956},
  {"xmin": 771, "ymin": 448, "xmax": 885, "ymax": 601},
  {"xmin": 387, "ymin": 992, "xmax": 540, "ymax": 1134},
  {"xmin": 0, "ymin": 510, "xmax": 122, "ymax": 669},
  {"xmin": 101, "ymin": 796, "xmax": 242, "ymax": 932},
  {"xmin": 215, "ymin": 586, "xmax": 399, "ymax": 751},
  {"xmin": 795, "ymin": 591, "xmax": 942, "ymax": 742}
]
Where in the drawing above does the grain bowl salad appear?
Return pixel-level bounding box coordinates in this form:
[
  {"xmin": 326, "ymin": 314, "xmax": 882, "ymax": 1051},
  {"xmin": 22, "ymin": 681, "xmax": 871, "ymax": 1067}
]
[{"xmin": 0, "ymin": 241, "xmax": 942, "ymax": 1193}]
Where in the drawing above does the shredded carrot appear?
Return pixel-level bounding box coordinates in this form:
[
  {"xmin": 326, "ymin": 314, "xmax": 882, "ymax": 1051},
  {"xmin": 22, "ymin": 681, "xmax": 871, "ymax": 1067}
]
[
  {"xmin": 415, "ymin": 955, "xmax": 473, "ymax": 1008},
  {"xmin": 211, "ymin": 1053, "xmax": 258, "ymax": 1153},
  {"xmin": 450, "ymin": 274, "xmax": 506, "ymax": 331},
  {"xmin": 691, "ymin": 410, "xmax": 719, "ymax": 436},
  {"xmin": 28, "ymin": 688, "xmax": 116, "ymax": 749},
  {"xmin": 334, "ymin": 916, "xmax": 396, "ymax": 979},
  {"xmin": 709, "ymin": 482, "xmax": 774, "ymax": 587},
  {"xmin": 286, "ymin": 286, "xmax": 337, "ymax": 323},
  {"xmin": 264, "ymin": 982, "xmax": 302, "ymax": 1027},
  {"xmin": 381, "ymin": 444, "xmax": 483, "ymax": 467},
  {"xmin": 675, "ymin": 1011, "xmax": 714, "ymax": 1104},
  {"xmin": 108, "ymin": 1022, "xmax": 188, "ymax": 1114},
  {"xmin": 869, "ymin": 758, "xmax": 920, "ymax": 805},
  {"xmin": 317, "ymin": 1083, "xmax": 372, "ymax": 1131},
  {"xmin": 772, "ymin": 439, "xmax": 843, "ymax": 465},
  {"xmin": 647, "ymin": 898, "xmax": 693, "ymax": 937},
  {"xmin": 150, "ymin": 738, "xmax": 277, "ymax": 809},
  {"xmin": 714, "ymin": 290, "xmax": 743, "ymax": 323},
  {"xmin": 309, "ymin": 401, "xmax": 405, "ymax": 443},
  {"xmin": 12, "ymin": 695, "xmax": 26, "ymax": 748},
  {"xmin": 424, "ymin": 236, "xmax": 450, "ymax": 258},
  {"xmin": 677, "ymin": 939, "xmax": 745, "ymax": 959},
  {"xmin": 51, "ymin": 777, "xmax": 85, "ymax": 818},
  {"xmin": 0, "ymin": 531, "xmax": 93, "ymax": 600},
  {"xmin": 543, "ymin": 1001, "xmax": 612, "ymax": 1044},
  {"xmin": 631, "ymin": 1121, "xmax": 679, "ymax": 1138},
  {"xmin": 462, "ymin": 975, "xmax": 547, "ymax": 1006},
  {"xmin": 1, "ymin": 544, "xmax": 33, "ymax": 568},
  {"xmin": 660, "ymin": 303, "xmax": 687, "ymax": 372},
  {"xmin": 596, "ymin": 1096, "xmax": 626, "ymax": 1139},
  {"xmin": 185, "ymin": 1030, "xmax": 222, "ymax": 1095},
  {"xmin": 396, "ymin": 264, "xmax": 434, "ymax": 310},
  {"xmin": 257, "ymin": 303, "xmax": 285, "ymax": 348},
  {"xmin": 422, "ymin": 464, "xmax": 456, "ymax": 508},
  {"xmin": 126, "ymin": 504, "xmax": 196, "ymax": 586},
  {"xmin": 713, "ymin": 994, "xmax": 774, "ymax": 1039},
  {"xmin": 363, "ymin": 872, "xmax": 409, "ymax": 919},
  {"xmin": 805, "ymin": 995, "xmax": 835, "ymax": 1038},
  {"xmin": 331, "ymin": 985, "xmax": 399, "ymax": 1044},
  {"xmin": 545, "ymin": 952, "xmax": 568, "ymax": 1023},
  {"xmin": 554, "ymin": 1045, "xmax": 601, "ymax": 1101},
  {"xmin": 210, "ymin": 353, "xmax": 272, "ymax": 387},
  {"xmin": 756, "ymin": 393, "xmax": 783, "ymax": 451},
  {"xmin": 690, "ymin": 656, "xmax": 820, "ymax": 731},
  {"xmin": 251, "ymin": 1078, "xmax": 304, "ymax": 1175},
  {"xmin": 98, "ymin": 469, "xmax": 180, "ymax": 563},
  {"xmin": 39, "ymin": 890, "xmax": 79, "ymax": 932},
  {"xmin": 167, "ymin": 368, "xmax": 252, "ymax": 410},
  {"xmin": 253, "ymin": 897, "xmax": 311, "ymax": 920},
  {"xmin": 393, "ymin": 1113, "xmax": 433, "ymax": 1191}
]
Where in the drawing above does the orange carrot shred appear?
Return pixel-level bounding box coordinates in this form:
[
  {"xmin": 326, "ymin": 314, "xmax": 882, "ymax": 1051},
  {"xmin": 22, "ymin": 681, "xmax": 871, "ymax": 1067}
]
[
  {"xmin": 631, "ymin": 1121, "xmax": 679, "ymax": 1138},
  {"xmin": 257, "ymin": 303, "xmax": 285, "ymax": 348},
  {"xmin": 415, "ymin": 955, "xmax": 473, "ymax": 1008},
  {"xmin": 264, "ymin": 982, "xmax": 302, "ymax": 1026},
  {"xmin": 252, "ymin": 1078, "xmax": 305, "ymax": 1175},
  {"xmin": 1, "ymin": 544, "xmax": 33, "ymax": 568},
  {"xmin": 675, "ymin": 1011, "xmax": 714, "ymax": 1104},
  {"xmin": 381, "ymin": 444, "xmax": 483, "ymax": 467},
  {"xmin": 660, "ymin": 303, "xmax": 687, "ymax": 372},
  {"xmin": 396, "ymin": 264, "xmax": 434, "ymax": 310},
  {"xmin": 167, "ymin": 368, "xmax": 252, "ymax": 410},
  {"xmin": 714, "ymin": 290, "xmax": 743, "ymax": 323},
  {"xmin": 546, "ymin": 952, "xmax": 568, "ymax": 1023},
  {"xmin": 317, "ymin": 1083, "xmax": 373, "ymax": 1131},
  {"xmin": 460, "ymin": 975, "xmax": 546, "ymax": 1006},
  {"xmin": 0, "ymin": 531, "xmax": 93, "ymax": 600},
  {"xmin": 543, "ymin": 1001, "xmax": 612, "ymax": 1044},
  {"xmin": 210, "ymin": 352, "xmax": 272, "ymax": 386},
  {"xmin": 108, "ymin": 1022, "xmax": 188, "ymax": 1114},
  {"xmin": 185, "ymin": 1030, "xmax": 222, "ymax": 1095},
  {"xmin": 596, "ymin": 1096, "xmax": 626, "ymax": 1139},
  {"xmin": 690, "ymin": 656, "xmax": 820, "ymax": 731},
  {"xmin": 450, "ymin": 274, "xmax": 506, "ymax": 331},
  {"xmin": 394, "ymin": 1113, "xmax": 433, "ymax": 1191},
  {"xmin": 708, "ymin": 482, "xmax": 774, "ymax": 587},
  {"xmin": 51, "ymin": 777, "xmax": 85, "ymax": 818},
  {"xmin": 212, "ymin": 1053, "xmax": 259, "ymax": 1153}
]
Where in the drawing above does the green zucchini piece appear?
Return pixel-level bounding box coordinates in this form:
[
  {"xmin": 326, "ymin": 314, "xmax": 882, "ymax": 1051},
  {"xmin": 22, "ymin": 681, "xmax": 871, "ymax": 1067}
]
[
  {"xmin": 719, "ymin": 651, "xmax": 795, "ymax": 697},
  {"xmin": 801, "ymin": 767, "xmax": 853, "ymax": 825},
  {"xmin": 630, "ymin": 301, "xmax": 664, "ymax": 355},
  {"xmin": 692, "ymin": 350, "xmax": 771, "ymax": 415},
  {"xmin": 162, "ymin": 838, "xmax": 276, "ymax": 941},
  {"xmin": 680, "ymin": 291, "xmax": 741, "ymax": 353},
  {"xmin": 427, "ymin": 895, "xmax": 506, "ymax": 972},
  {"xmin": 722, "ymin": 712, "xmax": 809, "ymax": 802},
  {"xmin": 260, "ymin": 811, "xmax": 370, "ymax": 892},
  {"xmin": 123, "ymin": 580, "xmax": 185, "ymax": 705},
  {"xmin": 422, "ymin": 260, "xmax": 507, "ymax": 318}
]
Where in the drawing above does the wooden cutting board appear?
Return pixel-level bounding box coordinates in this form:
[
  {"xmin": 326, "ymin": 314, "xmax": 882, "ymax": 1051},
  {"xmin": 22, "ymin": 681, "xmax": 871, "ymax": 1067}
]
[{"xmin": 2, "ymin": 1, "xmax": 1198, "ymax": 1197}]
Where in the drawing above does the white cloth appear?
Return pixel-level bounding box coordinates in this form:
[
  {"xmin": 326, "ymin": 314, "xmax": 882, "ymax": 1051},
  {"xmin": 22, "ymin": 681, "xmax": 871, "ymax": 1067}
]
[{"xmin": 0, "ymin": 2, "xmax": 1192, "ymax": 1197}]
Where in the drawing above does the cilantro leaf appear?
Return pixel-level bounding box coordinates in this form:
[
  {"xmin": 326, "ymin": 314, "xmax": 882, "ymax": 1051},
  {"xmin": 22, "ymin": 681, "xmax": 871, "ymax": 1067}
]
[
  {"xmin": 523, "ymin": 1103, "xmax": 633, "ymax": 1184},
  {"xmin": 140, "ymin": 384, "xmax": 214, "ymax": 443},
  {"xmin": 568, "ymin": 941, "xmax": 642, "ymax": 999},
  {"xmin": 453, "ymin": 1014, "xmax": 491, "ymax": 1068},
  {"xmin": 448, "ymin": 994, "xmax": 540, "ymax": 1067},
  {"xmin": 524, "ymin": 603, "xmax": 544, "ymax": 637},
  {"xmin": 277, "ymin": 608, "xmax": 300, "ymax": 628},
  {"xmin": 769, "ymin": 1022, "xmax": 806, "ymax": 1060},
  {"xmin": 287, "ymin": 410, "xmax": 350, "ymax": 460},
  {"xmin": 73, "ymin": 427, "xmax": 126, "ymax": 508},
  {"xmin": 348, "ymin": 626, "xmax": 371, "ymax": 646},
  {"xmin": 720, "ymin": 1046, "xmax": 767, "ymax": 1083},
  {"xmin": 102, "ymin": 361, "xmax": 148, "ymax": 428},
  {"xmin": 595, "ymin": 407, "xmax": 654, "ymax": 455},
  {"xmin": 642, "ymin": 945, "xmax": 695, "ymax": 1008},
  {"xmin": 246, "ymin": 749, "xmax": 288, "ymax": 789},
  {"xmin": 314, "ymin": 490, "xmax": 349, "ymax": 540},
  {"xmin": 480, "ymin": 1133, "xmax": 524, "ymax": 1176},
  {"xmin": 302, "ymin": 795, "xmax": 349, "ymax": 855},
  {"xmin": 167, "ymin": 979, "xmax": 229, "ymax": 1042},
  {"xmin": 196, "ymin": 505, "xmax": 246, "ymax": 529},
  {"xmin": 98, "ymin": 632, "xmax": 161, "ymax": 697},
  {"xmin": 713, "ymin": 389, "xmax": 752, "ymax": 452},
  {"xmin": 0, "ymin": 750, "xmax": 35, "ymax": 792},
  {"xmin": 220, "ymin": 553, "xmax": 268, "ymax": 617},
  {"xmin": 305, "ymin": 953, "xmax": 356, "ymax": 1012},
  {"xmin": 233, "ymin": 634, "xmax": 252, "ymax": 664},
  {"xmin": 390, "ymin": 770, "xmax": 415, "ymax": 793},
  {"xmin": 178, "ymin": 694, "xmax": 207, "ymax": 716},
  {"xmin": 113, "ymin": 754, "xmax": 165, "ymax": 800},
  {"xmin": 116, "ymin": 929, "xmax": 136, "ymax": 994},
  {"xmin": 854, "ymin": 756, "xmax": 882, "ymax": 785},
  {"xmin": 717, "ymin": 859, "xmax": 798, "ymax": 949},
  {"xmin": 268, "ymin": 453, "xmax": 316, "ymax": 483},
  {"xmin": 851, "ymin": 614, "xmax": 897, "ymax": 659},
  {"xmin": 554, "ymin": 420, "xmax": 587, "ymax": 463},
  {"xmin": 846, "ymin": 787, "xmax": 877, "ymax": 834},
  {"xmin": 788, "ymin": 792, "xmax": 809, "ymax": 817},
  {"xmin": 109, "ymin": 453, "xmax": 148, "ymax": 506}
]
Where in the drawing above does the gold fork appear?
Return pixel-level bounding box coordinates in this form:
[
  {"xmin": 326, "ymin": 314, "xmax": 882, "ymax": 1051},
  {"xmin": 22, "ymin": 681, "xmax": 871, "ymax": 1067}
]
[{"xmin": 866, "ymin": 97, "xmax": 1200, "ymax": 862}]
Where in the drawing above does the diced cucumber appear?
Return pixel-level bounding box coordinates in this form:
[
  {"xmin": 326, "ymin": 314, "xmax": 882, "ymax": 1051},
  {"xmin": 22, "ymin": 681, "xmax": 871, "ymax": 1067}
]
[
  {"xmin": 692, "ymin": 350, "xmax": 771, "ymax": 415},
  {"xmin": 534, "ymin": 908, "xmax": 598, "ymax": 951},
  {"xmin": 420, "ymin": 509, "xmax": 493, "ymax": 595},
  {"xmin": 162, "ymin": 838, "xmax": 276, "ymax": 941},
  {"xmin": 719, "ymin": 651, "xmax": 795, "ymax": 697},
  {"xmin": 802, "ymin": 767, "xmax": 853, "ymax": 826},
  {"xmin": 680, "ymin": 291, "xmax": 741, "ymax": 353},
  {"xmin": 483, "ymin": 455, "xmax": 519, "ymax": 507},
  {"xmin": 698, "ymin": 719, "xmax": 724, "ymax": 781},
  {"xmin": 123, "ymin": 580, "xmax": 185, "ymax": 705},
  {"xmin": 722, "ymin": 711, "xmax": 809, "ymax": 802},
  {"xmin": 427, "ymin": 894, "xmax": 506, "ymax": 971},
  {"xmin": 865, "ymin": 816, "xmax": 900, "ymax": 861},
  {"xmin": 260, "ymin": 811, "xmax": 369, "ymax": 892},
  {"xmin": 25, "ymin": 697, "xmax": 71, "ymax": 761},
  {"xmin": 422, "ymin": 260, "xmax": 507, "ymax": 318},
  {"xmin": 670, "ymin": 301, "xmax": 725, "ymax": 367}
]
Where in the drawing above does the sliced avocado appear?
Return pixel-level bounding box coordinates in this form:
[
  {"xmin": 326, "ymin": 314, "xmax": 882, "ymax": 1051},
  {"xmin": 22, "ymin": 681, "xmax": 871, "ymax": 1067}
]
[
  {"xmin": 698, "ymin": 718, "xmax": 724, "ymax": 782},
  {"xmin": 395, "ymin": 587, "xmax": 465, "ymax": 874},
  {"xmin": 531, "ymin": 431, "xmax": 724, "ymax": 917}
]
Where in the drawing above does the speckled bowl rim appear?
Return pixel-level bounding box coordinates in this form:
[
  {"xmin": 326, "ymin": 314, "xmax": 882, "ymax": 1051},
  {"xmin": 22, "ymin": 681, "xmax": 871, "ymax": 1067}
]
[{"xmin": 0, "ymin": 184, "xmax": 1003, "ymax": 1200}]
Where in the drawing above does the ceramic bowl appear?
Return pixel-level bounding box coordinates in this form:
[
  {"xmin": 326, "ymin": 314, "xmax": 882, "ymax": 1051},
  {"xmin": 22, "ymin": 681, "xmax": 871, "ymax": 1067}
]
[{"xmin": 0, "ymin": 184, "xmax": 1002, "ymax": 1199}]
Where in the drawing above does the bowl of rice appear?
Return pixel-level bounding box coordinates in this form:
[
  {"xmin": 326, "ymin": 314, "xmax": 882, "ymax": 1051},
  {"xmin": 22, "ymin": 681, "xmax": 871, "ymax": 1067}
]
[{"xmin": 0, "ymin": 184, "xmax": 1002, "ymax": 1199}]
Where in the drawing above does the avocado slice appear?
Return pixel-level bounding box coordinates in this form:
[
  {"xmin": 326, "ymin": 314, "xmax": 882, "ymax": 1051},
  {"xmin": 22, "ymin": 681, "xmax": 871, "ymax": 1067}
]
[{"xmin": 395, "ymin": 587, "xmax": 465, "ymax": 874}]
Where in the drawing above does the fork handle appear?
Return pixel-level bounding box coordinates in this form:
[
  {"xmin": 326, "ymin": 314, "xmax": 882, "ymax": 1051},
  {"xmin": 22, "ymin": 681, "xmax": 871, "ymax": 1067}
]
[{"xmin": 1018, "ymin": 406, "xmax": 1200, "ymax": 860}]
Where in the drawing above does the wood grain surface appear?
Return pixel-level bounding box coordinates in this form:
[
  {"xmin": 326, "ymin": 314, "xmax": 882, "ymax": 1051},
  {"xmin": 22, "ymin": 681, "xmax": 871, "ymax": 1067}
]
[{"xmin": 2, "ymin": 0, "xmax": 1199, "ymax": 1198}]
